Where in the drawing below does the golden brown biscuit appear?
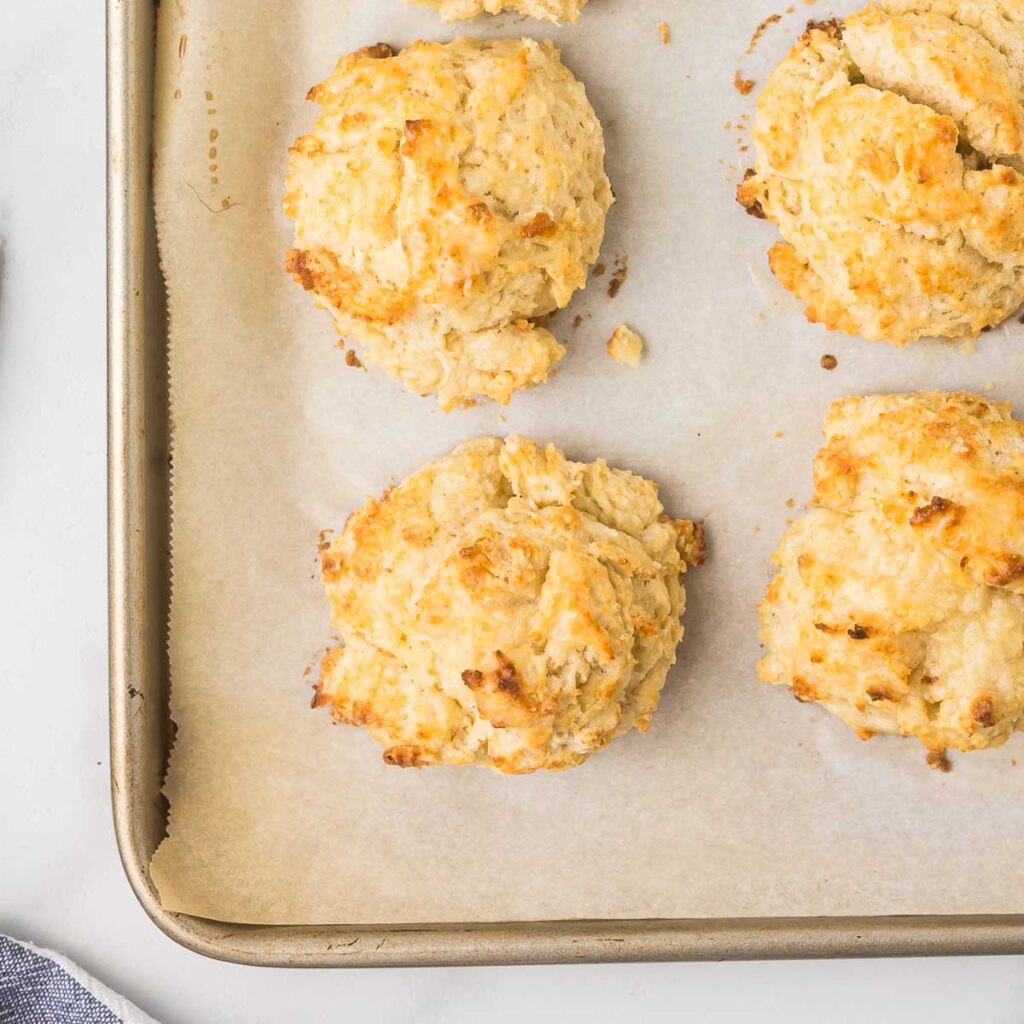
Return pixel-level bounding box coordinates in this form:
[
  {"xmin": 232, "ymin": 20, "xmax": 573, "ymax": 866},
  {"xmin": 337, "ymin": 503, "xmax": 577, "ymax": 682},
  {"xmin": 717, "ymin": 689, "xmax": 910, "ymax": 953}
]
[
  {"xmin": 403, "ymin": 0, "xmax": 587, "ymax": 23},
  {"xmin": 759, "ymin": 392, "xmax": 1024, "ymax": 755},
  {"xmin": 739, "ymin": 4, "xmax": 1024, "ymax": 345},
  {"xmin": 314, "ymin": 436, "xmax": 705, "ymax": 773},
  {"xmin": 284, "ymin": 39, "xmax": 612, "ymax": 410}
]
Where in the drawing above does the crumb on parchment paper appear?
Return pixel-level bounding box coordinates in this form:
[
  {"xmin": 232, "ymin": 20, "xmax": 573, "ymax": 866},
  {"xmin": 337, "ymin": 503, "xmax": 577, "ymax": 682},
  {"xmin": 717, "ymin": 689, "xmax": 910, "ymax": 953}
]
[
  {"xmin": 747, "ymin": 13, "xmax": 782, "ymax": 54},
  {"xmin": 820, "ymin": 354, "xmax": 837, "ymax": 370},
  {"xmin": 735, "ymin": 70, "xmax": 755, "ymax": 95},
  {"xmin": 607, "ymin": 324, "xmax": 644, "ymax": 367},
  {"xmin": 607, "ymin": 256, "xmax": 628, "ymax": 298},
  {"xmin": 926, "ymin": 749, "xmax": 952, "ymax": 773},
  {"xmin": 658, "ymin": 21, "xmax": 670, "ymax": 44}
]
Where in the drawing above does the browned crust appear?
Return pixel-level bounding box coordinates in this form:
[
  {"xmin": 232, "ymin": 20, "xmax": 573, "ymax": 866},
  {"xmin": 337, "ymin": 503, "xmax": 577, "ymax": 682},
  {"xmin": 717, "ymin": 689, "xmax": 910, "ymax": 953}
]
[
  {"xmin": 321, "ymin": 549, "xmax": 344, "ymax": 582},
  {"xmin": 519, "ymin": 212, "xmax": 559, "ymax": 238},
  {"xmin": 285, "ymin": 247, "xmax": 405, "ymax": 325},
  {"xmin": 910, "ymin": 496, "xmax": 960, "ymax": 526},
  {"xmin": 355, "ymin": 42, "xmax": 394, "ymax": 61},
  {"xmin": 803, "ymin": 17, "xmax": 843, "ymax": 41},
  {"xmin": 311, "ymin": 648, "xmax": 341, "ymax": 709},
  {"xmin": 986, "ymin": 554, "xmax": 1024, "ymax": 587},
  {"xmin": 401, "ymin": 118, "xmax": 432, "ymax": 155},
  {"xmin": 462, "ymin": 651, "xmax": 536, "ymax": 729},
  {"xmin": 383, "ymin": 745, "xmax": 428, "ymax": 768},
  {"xmin": 678, "ymin": 519, "xmax": 708, "ymax": 567},
  {"xmin": 971, "ymin": 696, "xmax": 996, "ymax": 728},
  {"xmin": 790, "ymin": 676, "xmax": 819, "ymax": 703},
  {"xmin": 737, "ymin": 169, "xmax": 766, "ymax": 219}
]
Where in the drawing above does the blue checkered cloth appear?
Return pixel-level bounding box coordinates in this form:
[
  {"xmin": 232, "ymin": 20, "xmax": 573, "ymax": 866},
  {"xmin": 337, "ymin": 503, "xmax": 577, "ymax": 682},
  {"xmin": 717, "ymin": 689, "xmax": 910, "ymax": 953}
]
[{"xmin": 0, "ymin": 936, "xmax": 157, "ymax": 1024}]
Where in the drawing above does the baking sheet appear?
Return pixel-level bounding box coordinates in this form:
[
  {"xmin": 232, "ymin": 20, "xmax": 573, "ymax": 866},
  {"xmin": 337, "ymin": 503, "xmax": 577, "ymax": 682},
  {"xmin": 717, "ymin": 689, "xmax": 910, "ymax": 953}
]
[{"xmin": 150, "ymin": 0, "xmax": 1024, "ymax": 926}]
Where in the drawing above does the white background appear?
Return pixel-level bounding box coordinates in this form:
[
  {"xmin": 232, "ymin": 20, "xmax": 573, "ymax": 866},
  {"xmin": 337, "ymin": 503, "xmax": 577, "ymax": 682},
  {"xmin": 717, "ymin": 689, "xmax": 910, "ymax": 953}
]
[{"xmin": 2, "ymin": 2, "xmax": 1024, "ymax": 1021}]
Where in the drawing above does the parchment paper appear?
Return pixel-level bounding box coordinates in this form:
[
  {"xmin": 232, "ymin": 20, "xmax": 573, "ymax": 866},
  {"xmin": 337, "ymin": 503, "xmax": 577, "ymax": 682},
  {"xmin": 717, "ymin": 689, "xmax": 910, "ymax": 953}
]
[{"xmin": 150, "ymin": 0, "xmax": 1024, "ymax": 925}]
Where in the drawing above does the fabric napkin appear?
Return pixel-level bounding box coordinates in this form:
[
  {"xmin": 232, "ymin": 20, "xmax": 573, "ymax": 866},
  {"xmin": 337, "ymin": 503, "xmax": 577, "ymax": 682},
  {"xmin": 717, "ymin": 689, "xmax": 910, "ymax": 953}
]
[{"xmin": 0, "ymin": 936, "xmax": 158, "ymax": 1024}]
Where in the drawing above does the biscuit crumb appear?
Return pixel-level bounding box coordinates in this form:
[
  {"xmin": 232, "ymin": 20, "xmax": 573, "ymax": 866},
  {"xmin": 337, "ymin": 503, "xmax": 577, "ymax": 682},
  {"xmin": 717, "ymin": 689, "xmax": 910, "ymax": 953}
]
[
  {"xmin": 820, "ymin": 354, "xmax": 837, "ymax": 370},
  {"xmin": 658, "ymin": 21, "xmax": 670, "ymax": 44},
  {"xmin": 345, "ymin": 349, "xmax": 364, "ymax": 369},
  {"xmin": 606, "ymin": 324, "xmax": 644, "ymax": 367},
  {"xmin": 572, "ymin": 314, "xmax": 584, "ymax": 329},
  {"xmin": 983, "ymin": 382, "xmax": 995, "ymax": 392},
  {"xmin": 607, "ymin": 256, "xmax": 628, "ymax": 298},
  {"xmin": 734, "ymin": 70, "xmax": 755, "ymax": 95},
  {"xmin": 593, "ymin": 262, "xmax": 606, "ymax": 277},
  {"xmin": 785, "ymin": 498, "xmax": 795, "ymax": 509},
  {"xmin": 747, "ymin": 13, "xmax": 782, "ymax": 54},
  {"xmin": 773, "ymin": 431, "xmax": 784, "ymax": 439},
  {"xmin": 926, "ymin": 749, "xmax": 952, "ymax": 773}
]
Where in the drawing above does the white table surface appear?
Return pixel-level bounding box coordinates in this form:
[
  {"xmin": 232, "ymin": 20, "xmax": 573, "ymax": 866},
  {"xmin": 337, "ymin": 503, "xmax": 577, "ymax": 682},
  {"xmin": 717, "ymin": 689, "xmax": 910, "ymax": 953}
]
[{"xmin": 3, "ymin": 4, "xmax": 1024, "ymax": 1022}]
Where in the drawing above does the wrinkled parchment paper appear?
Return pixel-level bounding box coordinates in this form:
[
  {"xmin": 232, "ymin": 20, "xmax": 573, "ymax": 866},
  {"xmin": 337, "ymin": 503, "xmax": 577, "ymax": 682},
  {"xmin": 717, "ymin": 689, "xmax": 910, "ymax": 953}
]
[{"xmin": 151, "ymin": 0, "xmax": 1024, "ymax": 925}]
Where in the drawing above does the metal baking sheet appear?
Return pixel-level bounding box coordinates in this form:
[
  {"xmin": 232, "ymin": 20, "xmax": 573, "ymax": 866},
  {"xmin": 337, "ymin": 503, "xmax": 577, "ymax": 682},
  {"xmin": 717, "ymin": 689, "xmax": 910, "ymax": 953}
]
[{"xmin": 108, "ymin": 0, "xmax": 1024, "ymax": 964}]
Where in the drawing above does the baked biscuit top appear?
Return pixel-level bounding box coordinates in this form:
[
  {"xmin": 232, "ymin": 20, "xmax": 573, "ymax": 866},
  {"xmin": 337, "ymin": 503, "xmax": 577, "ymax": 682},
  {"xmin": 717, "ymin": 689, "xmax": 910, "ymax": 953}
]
[
  {"xmin": 759, "ymin": 392, "xmax": 1024, "ymax": 755},
  {"xmin": 284, "ymin": 38, "xmax": 611, "ymax": 409},
  {"xmin": 739, "ymin": 3, "xmax": 1024, "ymax": 345},
  {"xmin": 315, "ymin": 437, "xmax": 705, "ymax": 773}
]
